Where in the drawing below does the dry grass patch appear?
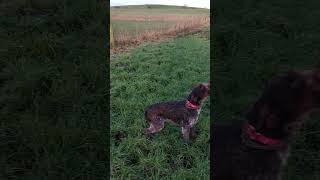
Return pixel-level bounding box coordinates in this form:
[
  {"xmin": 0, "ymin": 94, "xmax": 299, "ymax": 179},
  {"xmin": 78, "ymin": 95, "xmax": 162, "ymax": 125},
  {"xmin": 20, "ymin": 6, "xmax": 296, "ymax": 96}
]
[{"xmin": 110, "ymin": 15, "xmax": 209, "ymax": 53}]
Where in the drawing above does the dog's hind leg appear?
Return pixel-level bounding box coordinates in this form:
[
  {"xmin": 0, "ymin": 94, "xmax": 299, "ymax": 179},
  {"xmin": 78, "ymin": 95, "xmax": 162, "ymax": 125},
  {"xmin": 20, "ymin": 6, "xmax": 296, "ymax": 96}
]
[
  {"xmin": 189, "ymin": 127, "xmax": 199, "ymax": 140},
  {"xmin": 144, "ymin": 116, "xmax": 165, "ymax": 136},
  {"xmin": 181, "ymin": 126, "xmax": 191, "ymax": 141}
]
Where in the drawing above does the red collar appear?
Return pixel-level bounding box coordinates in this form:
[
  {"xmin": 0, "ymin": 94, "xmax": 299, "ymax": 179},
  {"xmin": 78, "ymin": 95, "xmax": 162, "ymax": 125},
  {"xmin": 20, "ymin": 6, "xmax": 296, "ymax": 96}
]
[
  {"xmin": 244, "ymin": 122, "xmax": 282, "ymax": 145},
  {"xmin": 185, "ymin": 100, "xmax": 200, "ymax": 110}
]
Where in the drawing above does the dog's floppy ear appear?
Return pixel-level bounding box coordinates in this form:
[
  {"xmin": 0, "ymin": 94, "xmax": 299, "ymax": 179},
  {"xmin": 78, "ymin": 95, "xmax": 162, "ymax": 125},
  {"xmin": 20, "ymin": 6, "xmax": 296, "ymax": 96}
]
[{"xmin": 263, "ymin": 70, "xmax": 306, "ymax": 99}]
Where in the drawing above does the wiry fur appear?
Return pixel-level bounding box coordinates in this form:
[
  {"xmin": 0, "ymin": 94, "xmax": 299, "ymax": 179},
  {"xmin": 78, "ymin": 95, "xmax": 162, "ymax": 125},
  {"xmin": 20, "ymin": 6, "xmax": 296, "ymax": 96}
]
[
  {"xmin": 213, "ymin": 69, "xmax": 320, "ymax": 180},
  {"xmin": 145, "ymin": 83, "xmax": 210, "ymax": 141}
]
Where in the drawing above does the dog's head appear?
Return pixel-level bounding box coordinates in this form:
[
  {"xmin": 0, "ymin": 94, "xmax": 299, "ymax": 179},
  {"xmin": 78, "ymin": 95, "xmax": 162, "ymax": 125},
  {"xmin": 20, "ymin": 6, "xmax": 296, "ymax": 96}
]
[
  {"xmin": 187, "ymin": 82, "xmax": 210, "ymax": 105},
  {"xmin": 247, "ymin": 69, "xmax": 320, "ymax": 138},
  {"xmin": 265, "ymin": 69, "xmax": 320, "ymax": 113}
]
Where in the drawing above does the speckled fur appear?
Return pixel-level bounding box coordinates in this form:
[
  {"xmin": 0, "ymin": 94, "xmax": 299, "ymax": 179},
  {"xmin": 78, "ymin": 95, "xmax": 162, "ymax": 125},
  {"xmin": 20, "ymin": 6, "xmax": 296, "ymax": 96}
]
[{"xmin": 144, "ymin": 83, "xmax": 210, "ymax": 140}]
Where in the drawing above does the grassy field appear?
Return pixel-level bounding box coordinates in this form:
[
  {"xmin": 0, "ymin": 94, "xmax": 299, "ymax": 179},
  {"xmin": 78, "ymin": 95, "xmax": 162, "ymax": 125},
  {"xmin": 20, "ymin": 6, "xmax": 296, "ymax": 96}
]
[
  {"xmin": 110, "ymin": 5, "xmax": 209, "ymax": 48},
  {"xmin": 110, "ymin": 30, "xmax": 210, "ymax": 179},
  {"xmin": 112, "ymin": 20, "xmax": 174, "ymax": 36},
  {"xmin": 111, "ymin": 5, "xmax": 209, "ymax": 16},
  {"xmin": 213, "ymin": 0, "xmax": 320, "ymax": 179},
  {"xmin": 1, "ymin": 0, "xmax": 108, "ymax": 179}
]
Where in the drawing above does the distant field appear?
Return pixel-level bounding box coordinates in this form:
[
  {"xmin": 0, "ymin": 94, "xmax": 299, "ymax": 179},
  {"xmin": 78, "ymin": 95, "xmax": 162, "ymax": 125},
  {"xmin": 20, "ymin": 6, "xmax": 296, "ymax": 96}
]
[
  {"xmin": 111, "ymin": 30, "xmax": 210, "ymax": 179},
  {"xmin": 112, "ymin": 20, "xmax": 174, "ymax": 36},
  {"xmin": 111, "ymin": 4, "xmax": 209, "ymax": 16},
  {"xmin": 110, "ymin": 5, "xmax": 209, "ymax": 49}
]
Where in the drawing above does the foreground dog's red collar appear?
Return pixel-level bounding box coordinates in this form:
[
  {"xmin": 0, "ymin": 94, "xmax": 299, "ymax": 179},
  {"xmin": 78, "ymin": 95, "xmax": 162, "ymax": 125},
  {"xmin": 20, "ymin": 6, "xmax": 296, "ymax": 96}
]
[
  {"xmin": 244, "ymin": 122, "xmax": 282, "ymax": 145},
  {"xmin": 186, "ymin": 100, "xmax": 200, "ymax": 110}
]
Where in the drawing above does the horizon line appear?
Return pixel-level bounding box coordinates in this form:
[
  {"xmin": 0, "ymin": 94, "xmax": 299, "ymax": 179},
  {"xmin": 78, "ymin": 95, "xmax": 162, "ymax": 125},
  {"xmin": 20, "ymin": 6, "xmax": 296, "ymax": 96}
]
[{"xmin": 110, "ymin": 3, "xmax": 210, "ymax": 9}]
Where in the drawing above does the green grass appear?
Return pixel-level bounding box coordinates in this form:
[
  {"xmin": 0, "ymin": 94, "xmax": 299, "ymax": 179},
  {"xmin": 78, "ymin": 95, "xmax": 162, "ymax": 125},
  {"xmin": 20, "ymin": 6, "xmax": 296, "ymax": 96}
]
[
  {"xmin": 213, "ymin": 0, "xmax": 320, "ymax": 179},
  {"xmin": 111, "ymin": 31, "xmax": 210, "ymax": 179},
  {"xmin": 112, "ymin": 20, "xmax": 174, "ymax": 37},
  {"xmin": 1, "ymin": 0, "xmax": 108, "ymax": 179}
]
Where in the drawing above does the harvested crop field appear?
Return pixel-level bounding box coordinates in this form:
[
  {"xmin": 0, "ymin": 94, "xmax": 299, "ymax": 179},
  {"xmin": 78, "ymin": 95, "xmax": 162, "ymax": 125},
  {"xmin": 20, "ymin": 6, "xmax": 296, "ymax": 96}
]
[{"xmin": 110, "ymin": 5, "xmax": 209, "ymax": 49}]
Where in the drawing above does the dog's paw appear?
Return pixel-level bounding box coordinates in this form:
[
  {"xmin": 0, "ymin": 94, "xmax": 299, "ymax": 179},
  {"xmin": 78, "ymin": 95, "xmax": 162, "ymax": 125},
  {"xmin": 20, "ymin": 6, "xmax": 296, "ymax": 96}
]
[
  {"xmin": 113, "ymin": 130, "xmax": 128, "ymax": 146},
  {"xmin": 146, "ymin": 134, "xmax": 155, "ymax": 140},
  {"xmin": 190, "ymin": 128, "xmax": 199, "ymax": 140},
  {"xmin": 183, "ymin": 139, "xmax": 193, "ymax": 146},
  {"xmin": 143, "ymin": 129, "xmax": 149, "ymax": 135},
  {"xmin": 144, "ymin": 130, "xmax": 155, "ymax": 140}
]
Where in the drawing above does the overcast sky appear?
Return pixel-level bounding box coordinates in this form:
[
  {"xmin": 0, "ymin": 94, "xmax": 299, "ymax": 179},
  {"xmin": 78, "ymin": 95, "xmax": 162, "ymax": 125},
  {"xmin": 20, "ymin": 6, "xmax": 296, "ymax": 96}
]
[{"xmin": 110, "ymin": 0, "xmax": 210, "ymax": 9}]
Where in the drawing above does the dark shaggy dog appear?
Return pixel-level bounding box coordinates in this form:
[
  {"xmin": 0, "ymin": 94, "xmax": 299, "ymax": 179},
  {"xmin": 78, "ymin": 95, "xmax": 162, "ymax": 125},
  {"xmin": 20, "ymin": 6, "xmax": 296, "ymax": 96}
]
[
  {"xmin": 213, "ymin": 70, "xmax": 320, "ymax": 180},
  {"xmin": 144, "ymin": 82, "xmax": 210, "ymax": 141}
]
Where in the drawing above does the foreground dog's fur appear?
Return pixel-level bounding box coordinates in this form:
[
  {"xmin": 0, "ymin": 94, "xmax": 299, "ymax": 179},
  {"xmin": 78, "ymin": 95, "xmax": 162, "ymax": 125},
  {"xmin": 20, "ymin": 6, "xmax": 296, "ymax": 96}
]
[
  {"xmin": 144, "ymin": 83, "xmax": 210, "ymax": 140},
  {"xmin": 213, "ymin": 70, "xmax": 320, "ymax": 180}
]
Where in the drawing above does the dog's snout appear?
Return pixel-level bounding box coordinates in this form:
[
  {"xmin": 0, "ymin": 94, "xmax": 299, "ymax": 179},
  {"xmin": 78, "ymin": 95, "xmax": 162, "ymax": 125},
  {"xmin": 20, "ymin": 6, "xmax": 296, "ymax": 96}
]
[{"xmin": 202, "ymin": 83, "xmax": 210, "ymax": 90}]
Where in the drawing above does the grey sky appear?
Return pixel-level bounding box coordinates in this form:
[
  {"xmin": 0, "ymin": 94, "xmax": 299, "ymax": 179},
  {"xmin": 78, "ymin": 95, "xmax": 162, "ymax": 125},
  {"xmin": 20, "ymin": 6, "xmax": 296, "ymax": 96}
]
[{"xmin": 110, "ymin": 0, "xmax": 210, "ymax": 9}]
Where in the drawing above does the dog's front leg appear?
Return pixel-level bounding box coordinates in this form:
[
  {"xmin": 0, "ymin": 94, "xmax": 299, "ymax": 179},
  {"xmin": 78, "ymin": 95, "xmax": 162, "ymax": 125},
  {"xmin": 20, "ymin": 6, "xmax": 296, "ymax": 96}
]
[
  {"xmin": 181, "ymin": 126, "xmax": 191, "ymax": 141},
  {"xmin": 189, "ymin": 126, "xmax": 199, "ymax": 140}
]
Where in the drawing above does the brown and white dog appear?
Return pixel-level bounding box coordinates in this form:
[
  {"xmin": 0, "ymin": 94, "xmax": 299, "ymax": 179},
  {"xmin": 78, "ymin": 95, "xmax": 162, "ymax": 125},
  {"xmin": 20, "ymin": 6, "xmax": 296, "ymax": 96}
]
[
  {"xmin": 144, "ymin": 82, "xmax": 210, "ymax": 141},
  {"xmin": 213, "ymin": 69, "xmax": 320, "ymax": 180}
]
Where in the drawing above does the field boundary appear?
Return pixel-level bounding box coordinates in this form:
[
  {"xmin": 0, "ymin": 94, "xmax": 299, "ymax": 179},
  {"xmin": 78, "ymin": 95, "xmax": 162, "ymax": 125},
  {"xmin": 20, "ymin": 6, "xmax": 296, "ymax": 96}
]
[
  {"xmin": 110, "ymin": 24, "xmax": 209, "ymax": 57},
  {"xmin": 110, "ymin": 27, "xmax": 209, "ymax": 59}
]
